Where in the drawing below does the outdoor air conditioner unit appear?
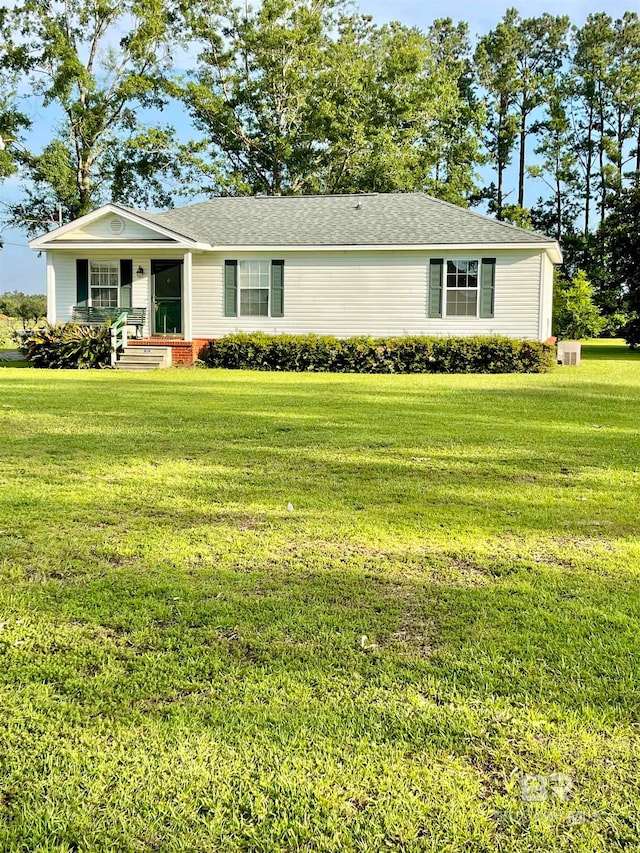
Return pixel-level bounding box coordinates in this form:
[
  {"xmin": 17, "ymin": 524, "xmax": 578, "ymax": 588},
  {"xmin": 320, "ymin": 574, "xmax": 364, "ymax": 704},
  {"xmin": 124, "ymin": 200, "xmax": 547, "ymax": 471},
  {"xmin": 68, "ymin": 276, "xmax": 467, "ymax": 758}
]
[{"xmin": 557, "ymin": 340, "xmax": 581, "ymax": 367}]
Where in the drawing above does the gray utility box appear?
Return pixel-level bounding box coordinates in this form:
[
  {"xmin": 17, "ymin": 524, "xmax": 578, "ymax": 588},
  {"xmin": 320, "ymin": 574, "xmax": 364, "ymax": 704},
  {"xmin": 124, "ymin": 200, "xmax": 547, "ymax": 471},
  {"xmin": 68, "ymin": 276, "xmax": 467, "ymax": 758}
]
[{"xmin": 557, "ymin": 340, "xmax": 581, "ymax": 366}]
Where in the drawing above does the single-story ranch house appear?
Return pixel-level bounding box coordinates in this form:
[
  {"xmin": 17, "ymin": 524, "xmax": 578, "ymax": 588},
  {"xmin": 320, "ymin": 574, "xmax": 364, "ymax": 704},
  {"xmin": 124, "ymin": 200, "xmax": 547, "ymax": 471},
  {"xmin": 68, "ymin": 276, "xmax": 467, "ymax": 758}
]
[{"xmin": 30, "ymin": 192, "xmax": 562, "ymax": 365}]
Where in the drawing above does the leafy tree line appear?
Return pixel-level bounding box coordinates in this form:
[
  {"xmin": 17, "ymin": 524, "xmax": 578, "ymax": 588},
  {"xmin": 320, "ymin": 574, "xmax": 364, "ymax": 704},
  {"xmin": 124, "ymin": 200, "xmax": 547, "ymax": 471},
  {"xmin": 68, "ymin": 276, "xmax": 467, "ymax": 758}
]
[
  {"xmin": 0, "ymin": 291, "xmax": 47, "ymax": 326},
  {"xmin": 0, "ymin": 1, "xmax": 639, "ymax": 340}
]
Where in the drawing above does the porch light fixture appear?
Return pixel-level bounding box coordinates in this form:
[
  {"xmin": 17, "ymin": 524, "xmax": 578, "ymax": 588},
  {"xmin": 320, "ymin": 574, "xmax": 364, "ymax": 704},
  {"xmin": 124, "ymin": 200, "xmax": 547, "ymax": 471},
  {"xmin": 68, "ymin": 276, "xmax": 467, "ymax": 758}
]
[{"xmin": 136, "ymin": 266, "xmax": 144, "ymax": 275}]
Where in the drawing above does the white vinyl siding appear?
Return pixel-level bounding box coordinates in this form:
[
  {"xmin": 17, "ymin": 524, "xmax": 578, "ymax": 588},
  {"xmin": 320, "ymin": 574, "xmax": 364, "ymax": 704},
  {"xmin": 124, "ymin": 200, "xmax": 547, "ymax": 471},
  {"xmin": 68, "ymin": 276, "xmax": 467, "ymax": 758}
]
[
  {"xmin": 50, "ymin": 247, "xmax": 549, "ymax": 341},
  {"xmin": 191, "ymin": 249, "xmax": 545, "ymax": 340},
  {"xmin": 541, "ymin": 253, "xmax": 554, "ymax": 340}
]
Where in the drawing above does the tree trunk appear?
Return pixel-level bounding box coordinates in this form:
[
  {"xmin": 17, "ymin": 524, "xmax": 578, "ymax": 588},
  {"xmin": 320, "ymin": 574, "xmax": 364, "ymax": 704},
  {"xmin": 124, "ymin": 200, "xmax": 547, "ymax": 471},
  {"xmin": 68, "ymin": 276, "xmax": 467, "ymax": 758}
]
[
  {"xmin": 518, "ymin": 121, "xmax": 526, "ymax": 208},
  {"xmin": 598, "ymin": 84, "xmax": 607, "ymax": 221},
  {"xmin": 556, "ymin": 165, "xmax": 562, "ymax": 242},
  {"xmin": 584, "ymin": 105, "xmax": 593, "ymax": 236},
  {"xmin": 617, "ymin": 106, "xmax": 623, "ymax": 190},
  {"xmin": 496, "ymin": 109, "xmax": 504, "ymax": 219},
  {"xmin": 76, "ymin": 151, "xmax": 93, "ymax": 217}
]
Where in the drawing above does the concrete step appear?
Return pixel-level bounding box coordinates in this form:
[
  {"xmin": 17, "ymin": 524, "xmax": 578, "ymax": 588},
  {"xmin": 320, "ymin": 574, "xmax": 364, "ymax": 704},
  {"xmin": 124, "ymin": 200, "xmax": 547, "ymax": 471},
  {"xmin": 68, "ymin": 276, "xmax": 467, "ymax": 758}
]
[
  {"xmin": 118, "ymin": 354, "xmax": 168, "ymax": 364},
  {"xmin": 116, "ymin": 345, "xmax": 173, "ymax": 370},
  {"xmin": 123, "ymin": 346, "xmax": 172, "ymax": 357},
  {"xmin": 115, "ymin": 361, "xmax": 163, "ymax": 371}
]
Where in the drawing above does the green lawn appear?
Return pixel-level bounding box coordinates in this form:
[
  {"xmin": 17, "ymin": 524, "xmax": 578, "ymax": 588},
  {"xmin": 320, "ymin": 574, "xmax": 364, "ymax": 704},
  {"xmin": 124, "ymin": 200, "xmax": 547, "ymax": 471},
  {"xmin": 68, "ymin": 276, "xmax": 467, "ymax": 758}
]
[
  {"xmin": 0, "ymin": 318, "xmax": 29, "ymax": 367},
  {"xmin": 0, "ymin": 342, "xmax": 639, "ymax": 852}
]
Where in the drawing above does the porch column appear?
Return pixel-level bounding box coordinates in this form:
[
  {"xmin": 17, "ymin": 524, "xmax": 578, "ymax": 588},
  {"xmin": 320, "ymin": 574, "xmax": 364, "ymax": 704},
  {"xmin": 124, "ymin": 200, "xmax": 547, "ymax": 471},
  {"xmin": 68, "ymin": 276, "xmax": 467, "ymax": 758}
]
[
  {"xmin": 46, "ymin": 252, "xmax": 56, "ymax": 324},
  {"xmin": 183, "ymin": 250, "xmax": 193, "ymax": 341}
]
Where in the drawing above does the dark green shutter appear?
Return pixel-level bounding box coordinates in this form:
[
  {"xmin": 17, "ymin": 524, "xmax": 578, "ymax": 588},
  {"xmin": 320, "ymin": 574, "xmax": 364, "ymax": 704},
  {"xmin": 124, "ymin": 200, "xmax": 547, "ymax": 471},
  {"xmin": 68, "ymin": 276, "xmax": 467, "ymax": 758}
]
[
  {"xmin": 428, "ymin": 259, "xmax": 443, "ymax": 318},
  {"xmin": 120, "ymin": 259, "xmax": 132, "ymax": 309},
  {"xmin": 76, "ymin": 259, "xmax": 89, "ymax": 307},
  {"xmin": 480, "ymin": 258, "xmax": 496, "ymax": 318},
  {"xmin": 224, "ymin": 260, "xmax": 238, "ymax": 316},
  {"xmin": 270, "ymin": 260, "xmax": 284, "ymax": 317}
]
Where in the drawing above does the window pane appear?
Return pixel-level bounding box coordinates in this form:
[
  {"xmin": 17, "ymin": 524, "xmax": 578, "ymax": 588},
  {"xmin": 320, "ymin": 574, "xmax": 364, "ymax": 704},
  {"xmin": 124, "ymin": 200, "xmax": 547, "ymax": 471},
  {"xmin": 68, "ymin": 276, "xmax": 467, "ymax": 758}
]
[
  {"xmin": 445, "ymin": 258, "xmax": 481, "ymax": 289},
  {"xmin": 91, "ymin": 287, "xmax": 118, "ymax": 308},
  {"xmin": 239, "ymin": 260, "xmax": 271, "ymax": 291},
  {"xmin": 89, "ymin": 261, "xmax": 119, "ymax": 302},
  {"xmin": 447, "ymin": 289, "xmax": 477, "ymax": 316},
  {"xmin": 240, "ymin": 288, "xmax": 269, "ymax": 316}
]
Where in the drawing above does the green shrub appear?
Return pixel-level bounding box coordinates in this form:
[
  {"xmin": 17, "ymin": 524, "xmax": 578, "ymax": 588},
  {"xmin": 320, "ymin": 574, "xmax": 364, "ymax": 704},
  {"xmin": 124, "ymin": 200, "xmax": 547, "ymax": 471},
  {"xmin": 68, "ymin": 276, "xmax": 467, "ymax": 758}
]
[
  {"xmin": 601, "ymin": 311, "xmax": 631, "ymax": 338},
  {"xmin": 16, "ymin": 323, "xmax": 112, "ymax": 369},
  {"xmin": 624, "ymin": 316, "xmax": 640, "ymax": 349},
  {"xmin": 552, "ymin": 269, "xmax": 604, "ymax": 339},
  {"xmin": 201, "ymin": 333, "xmax": 555, "ymax": 374}
]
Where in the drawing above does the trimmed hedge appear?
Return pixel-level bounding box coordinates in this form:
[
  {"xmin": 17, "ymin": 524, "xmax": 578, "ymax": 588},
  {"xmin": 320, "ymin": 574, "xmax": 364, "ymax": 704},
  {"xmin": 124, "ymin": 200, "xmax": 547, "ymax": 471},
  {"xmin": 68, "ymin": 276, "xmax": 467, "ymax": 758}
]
[
  {"xmin": 200, "ymin": 333, "xmax": 556, "ymax": 374},
  {"xmin": 17, "ymin": 323, "xmax": 112, "ymax": 369}
]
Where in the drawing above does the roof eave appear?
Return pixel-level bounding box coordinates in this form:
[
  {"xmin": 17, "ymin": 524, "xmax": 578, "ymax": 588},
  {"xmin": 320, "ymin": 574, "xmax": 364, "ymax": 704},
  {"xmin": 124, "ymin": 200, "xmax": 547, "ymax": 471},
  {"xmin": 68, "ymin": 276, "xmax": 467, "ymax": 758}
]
[
  {"xmin": 203, "ymin": 241, "xmax": 563, "ymax": 259},
  {"xmin": 35, "ymin": 241, "xmax": 212, "ymax": 251}
]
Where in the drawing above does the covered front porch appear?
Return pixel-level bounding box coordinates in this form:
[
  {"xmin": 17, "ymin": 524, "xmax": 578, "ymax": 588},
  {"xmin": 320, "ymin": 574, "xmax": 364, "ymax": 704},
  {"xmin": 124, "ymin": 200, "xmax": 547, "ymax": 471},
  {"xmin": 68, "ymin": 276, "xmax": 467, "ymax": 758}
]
[
  {"xmin": 68, "ymin": 253, "xmax": 194, "ymax": 341},
  {"xmin": 31, "ymin": 204, "xmax": 212, "ymax": 345}
]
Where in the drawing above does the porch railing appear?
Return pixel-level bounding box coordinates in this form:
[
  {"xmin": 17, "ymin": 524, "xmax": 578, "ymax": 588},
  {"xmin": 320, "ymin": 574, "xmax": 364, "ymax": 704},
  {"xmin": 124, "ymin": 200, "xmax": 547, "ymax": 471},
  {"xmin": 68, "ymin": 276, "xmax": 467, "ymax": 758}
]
[{"xmin": 110, "ymin": 311, "xmax": 129, "ymax": 366}]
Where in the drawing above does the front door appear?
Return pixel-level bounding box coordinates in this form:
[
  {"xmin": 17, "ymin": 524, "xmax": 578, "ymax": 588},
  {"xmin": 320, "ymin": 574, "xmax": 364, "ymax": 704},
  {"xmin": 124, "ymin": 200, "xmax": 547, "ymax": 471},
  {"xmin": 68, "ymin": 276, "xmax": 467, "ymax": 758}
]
[{"xmin": 151, "ymin": 260, "xmax": 183, "ymax": 335}]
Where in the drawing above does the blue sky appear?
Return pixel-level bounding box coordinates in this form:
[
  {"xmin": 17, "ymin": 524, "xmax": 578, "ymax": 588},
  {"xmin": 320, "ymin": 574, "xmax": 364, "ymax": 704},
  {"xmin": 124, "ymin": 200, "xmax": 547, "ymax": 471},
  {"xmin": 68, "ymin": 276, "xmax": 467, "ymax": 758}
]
[{"xmin": 1, "ymin": 0, "xmax": 638, "ymax": 294}]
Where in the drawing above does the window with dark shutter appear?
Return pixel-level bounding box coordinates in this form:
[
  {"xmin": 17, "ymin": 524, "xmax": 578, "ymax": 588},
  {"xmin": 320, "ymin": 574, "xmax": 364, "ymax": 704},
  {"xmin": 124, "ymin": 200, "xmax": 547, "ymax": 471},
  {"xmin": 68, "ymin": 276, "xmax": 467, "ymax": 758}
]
[
  {"xmin": 120, "ymin": 259, "xmax": 133, "ymax": 309},
  {"xmin": 76, "ymin": 259, "xmax": 89, "ymax": 307},
  {"xmin": 479, "ymin": 258, "xmax": 496, "ymax": 318},
  {"xmin": 224, "ymin": 260, "xmax": 238, "ymax": 316},
  {"xmin": 270, "ymin": 260, "xmax": 284, "ymax": 317},
  {"xmin": 428, "ymin": 258, "xmax": 443, "ymax": 318}
]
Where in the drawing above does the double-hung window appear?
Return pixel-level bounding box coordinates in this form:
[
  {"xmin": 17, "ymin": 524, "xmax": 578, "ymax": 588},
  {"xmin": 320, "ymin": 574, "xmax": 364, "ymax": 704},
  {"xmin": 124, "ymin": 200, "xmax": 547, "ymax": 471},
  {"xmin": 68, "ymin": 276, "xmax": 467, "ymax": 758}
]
[
  {"xmin": 90, "ymin": 260, "xmax": 119, "ymax": 308},
  {"xmin": 445, "ymin": 260, "xmax": 479, "ymax": 317},
  {"xmin": 238, "ymin": 259, "xmax": 270, "ymax": 316},
  {"xmin": 225, "ymin": 259, "xmax": 284, "ymax": 318}
]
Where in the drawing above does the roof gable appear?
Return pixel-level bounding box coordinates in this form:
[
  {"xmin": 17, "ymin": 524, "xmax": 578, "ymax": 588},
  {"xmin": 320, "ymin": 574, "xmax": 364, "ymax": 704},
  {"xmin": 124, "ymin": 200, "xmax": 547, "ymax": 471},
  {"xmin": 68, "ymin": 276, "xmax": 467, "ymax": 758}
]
[{"xmin": 29, "ymin": 204, "xmax": 202, "ymax": 249}]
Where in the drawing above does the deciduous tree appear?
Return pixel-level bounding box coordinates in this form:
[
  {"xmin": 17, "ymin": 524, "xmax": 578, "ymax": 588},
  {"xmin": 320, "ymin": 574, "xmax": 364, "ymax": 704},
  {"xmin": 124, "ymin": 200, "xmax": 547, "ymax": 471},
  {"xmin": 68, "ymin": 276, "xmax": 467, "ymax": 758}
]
[
  {"xmin": 176, "ymin": 1, "xmax": 483, "ymax": 201},
  {"xmin": 552, "ymin": 270, "xmax": 604, "ymax": 339},
  {"xmin": 0, "ymin": 291, "xmax": 47, "ymax": 327},
  {"xmin": 0, "ymin": 0, "xmax": 182, "ymax": 231}
]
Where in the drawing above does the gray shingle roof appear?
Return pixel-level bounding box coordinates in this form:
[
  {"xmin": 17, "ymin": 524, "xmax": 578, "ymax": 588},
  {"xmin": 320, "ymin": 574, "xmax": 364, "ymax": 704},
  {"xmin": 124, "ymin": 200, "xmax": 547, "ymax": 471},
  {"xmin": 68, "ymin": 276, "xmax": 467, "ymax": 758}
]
[{"xmin": 124, "ymin": 193, "xmax": 556, "ymax": 248}]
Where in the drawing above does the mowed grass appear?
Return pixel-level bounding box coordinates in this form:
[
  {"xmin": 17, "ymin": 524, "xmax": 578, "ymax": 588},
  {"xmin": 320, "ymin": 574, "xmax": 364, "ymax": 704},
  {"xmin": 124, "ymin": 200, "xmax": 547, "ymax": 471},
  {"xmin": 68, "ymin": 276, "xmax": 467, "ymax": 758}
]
[
  {"xmin": 0, "ymin": 319, "xmax": 29, "ymax": 367},
  {"xmin": 0, "ymin": 342, "xmax": 639, "ymax": 852}
]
